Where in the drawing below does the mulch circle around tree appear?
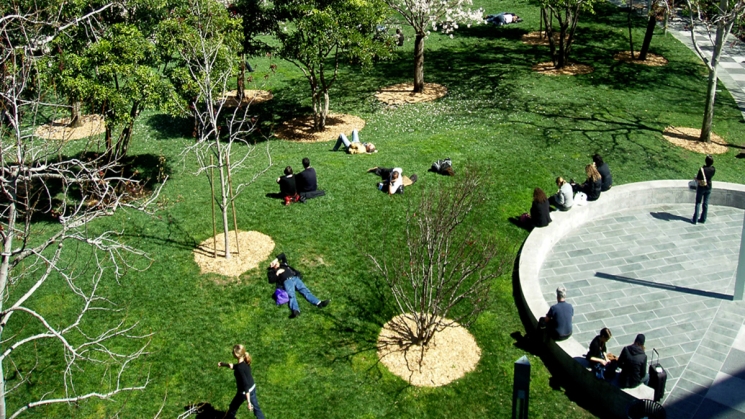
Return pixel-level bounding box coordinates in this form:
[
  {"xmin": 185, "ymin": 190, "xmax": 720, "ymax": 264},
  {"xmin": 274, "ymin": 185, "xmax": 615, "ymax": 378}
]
[
  {"xmin": 375, "ymin": 83, "xmax": 448, "ymax": 105},
  {"xmin": 613, "ymin": 51, "xmax": 668, "ymax": 66},
  {"xmin": 521, "ymin": 31, "xmax": 560, "ymax": 46},
  {"xmin": 220, "ymin": 89, "xmax": 274, "ymax": 107},
  {"xmin": 662, "ymin": 126, "xmax": 729, "ymax": 154},
  {"xmin": 34, "ymin": 114, "xmax": 106, "ymax": 141},
  {"xmin": 273, "ymin": 113, "xmax": 366, "ymax": 143},
  {"xmin": 194, "ymin": 230, "xmax": 275, "ymax": 281},
  {"xmin": 532, "ymin": 61, "xmax": 594, "ymax": 76},
  {"xmin": 377, "ymin": 313, "xmax": 481, "ymax": 387}
]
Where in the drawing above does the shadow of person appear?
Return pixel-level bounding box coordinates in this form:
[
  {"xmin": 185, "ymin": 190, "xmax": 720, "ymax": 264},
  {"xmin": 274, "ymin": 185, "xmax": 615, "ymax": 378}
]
[
  {"xmin": 649, "ymin": 211, "xmax": 691, "ymax": 223},
  {"xmin": 184, "ymin": 403, "xmax": 227, "ymax": 419},
  {"xmin": 510, "ymin": 331, "xmax": 545, "ymax": 356},
  {"xmin": 508, "ymin": 216, "xmax": 534, "ymax": 232}
]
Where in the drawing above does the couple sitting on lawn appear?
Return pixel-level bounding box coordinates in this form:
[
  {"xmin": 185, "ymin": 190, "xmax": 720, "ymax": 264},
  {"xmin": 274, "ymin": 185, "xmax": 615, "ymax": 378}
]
[{"xmin": 276, "ymin": 157, "xmax": 325, "ymax": 205}]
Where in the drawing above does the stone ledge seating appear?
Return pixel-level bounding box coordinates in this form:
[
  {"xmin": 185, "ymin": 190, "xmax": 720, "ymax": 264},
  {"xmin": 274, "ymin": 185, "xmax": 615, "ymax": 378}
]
[{"xmin": 516, "ymin": 180, "xmax": 745, "ymax": 419}]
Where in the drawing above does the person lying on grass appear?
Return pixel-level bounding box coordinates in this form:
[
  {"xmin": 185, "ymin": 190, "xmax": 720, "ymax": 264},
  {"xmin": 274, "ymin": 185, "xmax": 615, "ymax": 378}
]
[
  {"xmin": 333, "ymin": 129, "xmax": 377, "ymax": 154},
  {"xmin": 368, "ymin": 167, "xmax": 418, "ymax": 195},
  {"xmin": 267, "ymin": 253, "xmax": 329, "ymax": 319},
  {"xmin": 485, "ymin": 13, "xmax": 522, "ymax": 26}
]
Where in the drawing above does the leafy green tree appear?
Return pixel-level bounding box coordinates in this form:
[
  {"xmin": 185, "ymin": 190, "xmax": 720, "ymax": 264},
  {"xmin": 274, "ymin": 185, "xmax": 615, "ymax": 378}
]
[
  {"xmin": 538, "ymin": 0, "xmax": 600, "ymax": 68},
  {"xmin": 273, "ymin": 0, "xmax": 392, "ymax": 130}
]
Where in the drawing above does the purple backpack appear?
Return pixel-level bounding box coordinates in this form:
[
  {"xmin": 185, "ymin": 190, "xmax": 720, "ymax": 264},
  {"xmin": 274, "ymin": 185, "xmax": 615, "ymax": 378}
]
[{"xmin": 274, "ymin": 288, "xmax": 289, "ymax": 305}]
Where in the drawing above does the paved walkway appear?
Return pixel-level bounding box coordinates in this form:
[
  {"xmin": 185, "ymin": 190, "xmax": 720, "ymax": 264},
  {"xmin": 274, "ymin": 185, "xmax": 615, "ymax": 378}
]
[{"xmin": 539, "ymin": 203, "xmax": 745, "ymax": 419}]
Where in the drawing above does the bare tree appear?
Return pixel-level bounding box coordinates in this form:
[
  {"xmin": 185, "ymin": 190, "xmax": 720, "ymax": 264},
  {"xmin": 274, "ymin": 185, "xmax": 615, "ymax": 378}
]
[
  {"xmin": 684, "ymin": 0, "xmax": 745, "ymax": 142},
  {"xmin": 163, "ymin": 0, "xmax": 272, "ymax": 259},
  {"xmin": 0, "ymin": 3, "xmax": 164, "ymax": 418},
  {"xmin": 538, "ymin": 0, "xmax": 601, "ymax": 69},
  {"xmin": 367, "ymin": 171, "xmax": 512, "ymax": 352}
]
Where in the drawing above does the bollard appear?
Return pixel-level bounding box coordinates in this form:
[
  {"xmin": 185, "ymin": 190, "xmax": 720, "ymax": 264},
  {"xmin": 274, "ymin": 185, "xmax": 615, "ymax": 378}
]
[
  {"xmin": 512, "ymin": 355, "xmax": 530, "ymax": 419},
  {"xmin": 735, "ymin": 211, "xmax": 745, "ymax": 301}
]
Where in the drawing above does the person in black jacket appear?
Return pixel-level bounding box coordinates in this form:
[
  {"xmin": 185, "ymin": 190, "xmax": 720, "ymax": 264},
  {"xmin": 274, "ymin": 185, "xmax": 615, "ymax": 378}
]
[
  {"xmin": 519, "ymin": 188, "xmax": 552, "ymax": 228},
  {"xmin": 586, "ymin": 327, "xmax": 617, "ymax": 380},
  {"xmin": 593, "ymin": 154, "xmax": 612, "ymax": 192},
  {"xmin": 218, "ymin": 344, "xmax": 265, "ymax": 419},
  {"xmin": 618, "ymin": 334, "xmax": 649, "ymax": 388},
  {"xmin": 276, "ymin": 166, "xmax": 299, "ymax": 206},
  {"xmin": 692, "ymin": 154, "xmax": 715, "ymax": 224},
  {"xmin": 572, "ymin": 164, "xmax": 602, "ymax": 201},
  {"xmin": 295, "ymin": 157, "xmax": 326, "ymax": 200},
  {"xmin": 267, "ymin": 253, "xmax": 329, "ymax": 318}
]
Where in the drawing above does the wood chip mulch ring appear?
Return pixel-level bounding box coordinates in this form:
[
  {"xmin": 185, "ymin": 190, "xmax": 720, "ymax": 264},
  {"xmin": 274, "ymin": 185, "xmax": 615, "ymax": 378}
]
[
  {"xmin": 377, "ymin": 313, "xmax": 481, "ymax": 387},
  {"xmin": 662, "ymin": 126, "xmax": 729, "ymax": 154},
  {"xmin": 194, "ymin": 230, "xmax": 275, "ymax": 280},
  {"xmin": 613, "ymin": 51, "xmax": 669, "ymax": 66},
  {"xmin": 273, "ymin": 113, "xmax": 366, "ymax": 143},
  {"xmin": 521, "ymin": 31, "xmax": 561, "ymax": 46},
  {"xmin": 532, "ymin": 61, "xmax": 594, "ymax": 76},
  {"xmin": 219, "ymin": 89, "xmax": 274, "ymax": 107},
  {"xmin": 375, "ymin": 83, "xmax": 448, "ymax": 105},
  {"xmin": 34, "ymin": 114, "xmax": 106, "ymax": 141}
]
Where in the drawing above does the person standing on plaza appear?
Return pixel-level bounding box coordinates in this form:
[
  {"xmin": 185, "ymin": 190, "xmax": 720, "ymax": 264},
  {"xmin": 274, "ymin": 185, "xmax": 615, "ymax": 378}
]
[
  {"xmin": 692, "ymin": 154, "xmax": 715, "ymax": 224},
  {"xmin": 218, "ymin": 344, "xmax": 266, "ymax": 419}
]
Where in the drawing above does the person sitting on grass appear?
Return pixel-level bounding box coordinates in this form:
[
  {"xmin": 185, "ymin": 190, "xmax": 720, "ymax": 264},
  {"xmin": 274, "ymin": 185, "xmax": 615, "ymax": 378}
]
[
  {"xmin": 571, "ymin": 164, "xmax": 602, "ymax": 202},
  {"xmin": 548, "ymin": 177, "xmax": 574, "ymax": 211},
  {"xmin": 267, "ymin": 253, "xmax": 329, "ymax": 319},
  {"xmin": 586, "ymin": 327, "xmax": 617, "ymax": 380},
  {"xmin": 519, "ymin": 188, "xmax": 552, "ymax": 228},
  {"xmin": 333, "ymin": 129, "xmax": 377, "ymax": 154},
  {"xmin": 295, "ymin": 157, "xmax": 325, "ymax": 199},
  {"xmin": 276, "ymin": 166, "xmax": 299, "ymax": 206}
]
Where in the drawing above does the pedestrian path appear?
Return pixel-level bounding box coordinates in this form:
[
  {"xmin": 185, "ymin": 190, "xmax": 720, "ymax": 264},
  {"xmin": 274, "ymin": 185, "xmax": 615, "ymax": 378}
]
[
  {"xmin": 608, "ymin": 0, "xmax": 745, "ymax": 120},
  {"xmin": 540, "ymin": 203, "xmax": 745, "ymax": 419}
]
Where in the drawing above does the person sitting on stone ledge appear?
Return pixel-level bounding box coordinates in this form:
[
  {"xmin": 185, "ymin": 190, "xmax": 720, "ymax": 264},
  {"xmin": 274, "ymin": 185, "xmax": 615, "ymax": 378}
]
[
  {"xmin": 548, "ymin": 177, "xmax": 574, "ymax": 211},
  {"xmin": 519, "ymin": 188, "xmax": 552, "ymax": 228},
  {"xmin": 618, "ymin": 333, "xmax": 649, "ymax": 388},
  {"xmin": 586, "ymin": 327, "xmax": 617, "ymax": 380},
  {"xmin": 538, "ymin": 286, "xmax": 573, "ymax": 342},
  {"xmin": 571, "ymin": 164, "xmax": 602, "ymax": 202}
]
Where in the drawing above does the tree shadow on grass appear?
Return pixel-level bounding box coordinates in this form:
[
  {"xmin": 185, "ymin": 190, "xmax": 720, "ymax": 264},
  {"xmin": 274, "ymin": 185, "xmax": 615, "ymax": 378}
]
[
  {"xmin": 184, "ymin": 403, "xmax": 227, "ymax": 419},
  {"xmin": 119, "ymin": 212, "xmax": 199, "ymax": 252}
]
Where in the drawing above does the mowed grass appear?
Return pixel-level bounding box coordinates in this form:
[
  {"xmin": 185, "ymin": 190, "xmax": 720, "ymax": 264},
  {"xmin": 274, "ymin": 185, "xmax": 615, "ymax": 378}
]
[{"xmin": 11, "ymin": 1, "xmax": 745, "ymax": 418}]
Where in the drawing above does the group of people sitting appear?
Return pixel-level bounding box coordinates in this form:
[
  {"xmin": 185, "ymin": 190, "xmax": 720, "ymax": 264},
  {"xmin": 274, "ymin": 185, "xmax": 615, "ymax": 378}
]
[
  {"xmin": 542, "ymin": 287, "xmax": 651, "ymax": 390},
  {"xmin": 275, "ymin": 157, "xmax": 325, "ymax": 205},
  {"xmin": 519, "ymin": 154, "xmax": 613, "ymax": 228}
]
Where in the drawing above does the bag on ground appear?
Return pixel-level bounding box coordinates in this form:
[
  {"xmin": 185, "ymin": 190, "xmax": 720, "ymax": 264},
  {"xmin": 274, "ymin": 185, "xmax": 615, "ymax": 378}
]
[
  {"xmin": 274, "ymin": 288, "xmax": 290, "ymax": 305},
  {"xmin": 648, "ymin": 348, "xmax": 667, "ymax": 402},
  {"xmin": 574, "ymin": 192, "xmax": 588, "ymax": 206}
]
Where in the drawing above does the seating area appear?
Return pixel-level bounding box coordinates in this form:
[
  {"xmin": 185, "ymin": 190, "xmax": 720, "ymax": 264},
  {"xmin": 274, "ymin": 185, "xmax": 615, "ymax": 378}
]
[{"xmin": 517, "ymin": 180, "xmax": 745, "ymax": 419}]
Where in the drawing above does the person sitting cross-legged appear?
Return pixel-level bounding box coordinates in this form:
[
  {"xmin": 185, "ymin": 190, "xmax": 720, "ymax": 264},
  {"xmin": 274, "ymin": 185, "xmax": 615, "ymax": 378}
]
[
  {"xmin": 548, "ymin": 177, "xmax": 574, "ymax": 211},
  {"xmin": 295, "ymin": 157, "xmax": 325, "ymax": 200}
]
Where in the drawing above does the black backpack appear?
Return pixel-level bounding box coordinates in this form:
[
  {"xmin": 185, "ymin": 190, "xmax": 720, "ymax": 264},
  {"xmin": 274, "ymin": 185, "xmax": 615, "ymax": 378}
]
[{"xmin": 430, "ymin": 158, "xmax": 453, "ymax": 175}]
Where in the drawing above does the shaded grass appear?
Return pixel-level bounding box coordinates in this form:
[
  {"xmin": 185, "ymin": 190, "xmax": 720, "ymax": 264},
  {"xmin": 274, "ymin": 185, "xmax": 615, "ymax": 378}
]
[{"xmin": 9, "ymin": 1, "xmax": 745, "ymax": 418}]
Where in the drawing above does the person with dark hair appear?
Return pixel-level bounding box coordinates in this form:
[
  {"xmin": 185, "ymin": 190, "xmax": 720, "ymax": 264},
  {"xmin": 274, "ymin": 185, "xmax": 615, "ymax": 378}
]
[
  {"xmin": 267, "ymin": 253, "xmax": 329, "ymax": 318},
  {"xmin": 586, "ymin": 328, "xmax": 617, "ymax": 380},
  {"xmin": 593, "ymin": 154, "xmax": 612, "ymax": 191},
  {"xmin": 618, "ymin": 334, "xmax": 649, "ymax": 388},
  {"xmin": 520, "ymin": 188, "xmax": 552, "ymax": 228},
  {"xmin": 295, "ymin": 157, "xmax": 325, "ymax": 200},
  {"xmin": 539, "ymin": 286, "xmax": 573, "ymax": 341},
  {"xmin": 368, "ymin": 167, "xmax": 417, "ymax": 195},
  {"xmin": 692, "ymin": 154, "xmax": 716, "ymax": 224},
  {"xmin": 218, "ymin": 344, "xmax": 265, "ymax": 419},
  {"xmin": 276, "ymin": 166, "xmax": 299, "ymax": 205},
  {"xmin": 548, "ymin": 177, "xmax": 574, "ymax": 211},
  {"xmin": 572, "ymin": 164, "xmax": 602, "ymax": 201},
  {"xmin": 486, "ymin": 12, "xmax": 522, "ymax": 26}
]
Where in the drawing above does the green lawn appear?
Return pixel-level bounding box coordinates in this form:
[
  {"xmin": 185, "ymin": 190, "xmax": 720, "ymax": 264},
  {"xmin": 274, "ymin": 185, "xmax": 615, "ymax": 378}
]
[{"xmin": 13, "ymin": 1, "xmax": 745, "ymax": 418}]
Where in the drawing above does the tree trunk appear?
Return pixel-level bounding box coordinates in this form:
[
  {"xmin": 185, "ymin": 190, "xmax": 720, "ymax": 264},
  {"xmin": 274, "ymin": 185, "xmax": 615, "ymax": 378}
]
[
  {"xmin": 217, "ymin": 148, "xmax": 231, "ymax": 259},
  {"xmin": 413, "ymin": 33, "xmax": 425, "ymax": 93},
  {"xmin": 0, "ymin": 198, "xmax": 16, "ymax": 419},
  {"xmin": 638, "ymin": 15, "xmax": 657, "ymax": 60},
  {"xmin": 237, "ymin": 54, "xmax": 246, "ymax": 103},
  {"xmin": 69, "ymin": 100, "xmax": 83, "ymax": 128},
  {"xmin": 700, "ymin": 0, "xmax": 729, "ymax": 142},
  {"xmin": 628, "ymin": 0, "xmax": 635, "ymax": 59},
  {"xmin": 557, "ymin": 22, "xmax": 568, "ymax": 68}
]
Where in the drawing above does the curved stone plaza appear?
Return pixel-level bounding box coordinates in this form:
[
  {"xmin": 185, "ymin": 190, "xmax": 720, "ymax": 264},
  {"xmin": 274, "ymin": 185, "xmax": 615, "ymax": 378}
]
[{"xmin": 520, "ymin": 181, "xmax": 745, "ymax": 419}]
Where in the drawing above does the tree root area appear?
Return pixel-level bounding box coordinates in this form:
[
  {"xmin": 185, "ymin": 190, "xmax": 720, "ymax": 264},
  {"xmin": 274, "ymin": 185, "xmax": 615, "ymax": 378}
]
[
  {"xmin": 532, "ymin": 62, "xmax": 594, "ymax": 76},
  {"xmin": 219, "ymin": 89, "xmax": 274, "ymax": 107},
  {"xmin": 662, "ymin": 126, "xmax": 729, "ymax": 154},
  {"xmin": 34, "ymin": 114, "xmax": 105, "ymax": 140},
  {"xmin": 193, "ymin": 230, "xmax": 275, "ymax": 280},
  {"xmin": 613, "ymin": 51, "xmax": 668, "ymax": 66},
  {"xmin": 273, "ymin": 113, "xmax": 366, "ymax": 142},
  {"xmin": 521, "ymin": 31, "xmax": 560, "ymax": 46},
  {"xmin": 375, "ymin": 83, "xmax": 448, "ymax": 105},
  {"xmin": 377, "ymin": 313, "xmax": 481, "ymax": 387}
]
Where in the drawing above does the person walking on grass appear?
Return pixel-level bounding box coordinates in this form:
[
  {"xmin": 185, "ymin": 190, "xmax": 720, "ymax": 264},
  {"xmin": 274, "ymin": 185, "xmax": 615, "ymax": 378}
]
[{"xmin": 218, "ymin": 344, "xmax": 265, "ymax": 419}]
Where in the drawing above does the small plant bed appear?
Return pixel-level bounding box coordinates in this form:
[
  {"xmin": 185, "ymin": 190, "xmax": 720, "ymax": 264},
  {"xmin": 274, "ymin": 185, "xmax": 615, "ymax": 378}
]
[
  {"xmin": 273, "ymin": 113, "xmax": 365, "ymax": 142},
  {"xmin": 521, "ymin": 31, "xmax": 560, "ymax": 45},
  {"xmin": 34, "ymin": 114, "xmax": 105, "ymax": 140},
  {"xmin": 193, "ymin": 230, "xmax": 275, "ymax": 279},
  {"xmin": 375, "ymin": 82, "xmax": 447, "ymax": 105},
  {"xmin": 662, "ymin": 126, "xmax": 729, "ymax": 154},
  {"xmin": 532, "ymin": 61, "xmax": 594, "ymax": 75},
  {"xmin": 377, "ymin": 313, "xmax": 481, "ymax": 387},
  {"xmin": 219, "ymin": 89, "xmax": 274, "ymax": 107},
  {"xmin": 613, "ymin": 51, "xmax": 668, "ymax": 66}
]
